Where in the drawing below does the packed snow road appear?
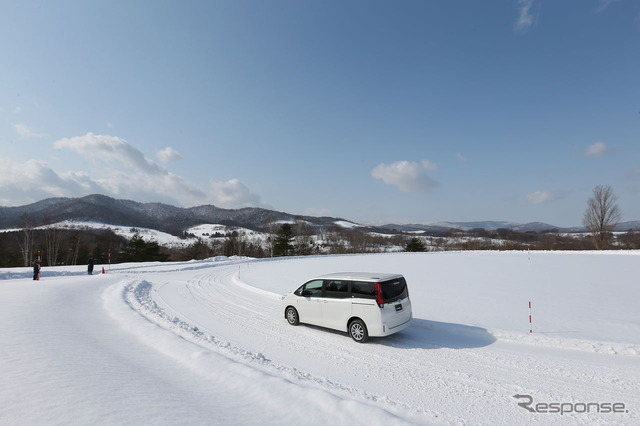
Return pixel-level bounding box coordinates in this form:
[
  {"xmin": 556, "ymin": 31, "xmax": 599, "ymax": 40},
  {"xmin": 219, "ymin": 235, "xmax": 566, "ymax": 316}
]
[
  {"xmin": 1, "ymin": 252, "xmax": 639, "ymax": 425},
  {"xmin": 0, "ymin": 274, "xmax": 289, "ymax": 425}
]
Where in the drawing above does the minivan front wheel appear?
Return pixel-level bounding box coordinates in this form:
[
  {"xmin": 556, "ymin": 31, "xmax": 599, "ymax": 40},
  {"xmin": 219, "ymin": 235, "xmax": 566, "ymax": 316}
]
[
  {"xmin": 349, "ymin": 319, "xmax": 369, "ymax": 343},
  {"xmin": 285, "ymin": 306, "xmax": 299, "ymax": 326}
]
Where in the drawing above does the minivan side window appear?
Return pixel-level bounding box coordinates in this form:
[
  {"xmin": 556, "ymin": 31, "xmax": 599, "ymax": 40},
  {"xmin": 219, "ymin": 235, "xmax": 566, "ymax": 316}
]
[
  {"xmin": 296, "ymin": 280, "xmax": 323, "ymax": 297},
  {"xmin": 324, "ymin": 280, "xmax": 350, "ymax": 299},
  {"xmin": 351, "ymin": 281, "xmax": 376, "ymax": 299}
]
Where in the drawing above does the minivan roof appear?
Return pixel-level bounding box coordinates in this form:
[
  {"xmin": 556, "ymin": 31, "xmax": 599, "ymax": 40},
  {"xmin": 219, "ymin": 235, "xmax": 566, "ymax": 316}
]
[{"xmin": 314, "ymin": 272, "xmax": 403, "ymax": 282}]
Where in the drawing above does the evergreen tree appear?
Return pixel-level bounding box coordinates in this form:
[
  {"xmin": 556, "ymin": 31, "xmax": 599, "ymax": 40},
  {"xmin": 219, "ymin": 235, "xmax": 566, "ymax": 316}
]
[
  {"xmin": 119, "ymin": 233, "xmax": 169, "ymax": 262},
  {"xmin": 273, "ymin": 223, "xmax": 295, "ymax": 257},
  {"xmin": 186, "ymin": 238, "xmax": 212, "ymax": 260},
  {"xmin": 405, "ymin": 237, "xmax": 427, "ymax": 252}
]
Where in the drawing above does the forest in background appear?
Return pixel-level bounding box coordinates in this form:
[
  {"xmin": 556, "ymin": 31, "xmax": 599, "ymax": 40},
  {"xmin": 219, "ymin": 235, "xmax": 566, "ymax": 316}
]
[{"xmin": 2, "ymin": 221, "xmax": 640, "ymax": 269}]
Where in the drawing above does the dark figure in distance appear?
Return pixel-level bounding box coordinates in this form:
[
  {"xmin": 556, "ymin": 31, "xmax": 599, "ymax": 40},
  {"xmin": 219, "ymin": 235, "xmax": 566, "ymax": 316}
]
[
  {"xmin": 88, "ymin": 258, "xmax": 94, "ymax": 275},
  {"xmin": 33, "ymin": 259, "xmax": 40, "ymax": 280}
]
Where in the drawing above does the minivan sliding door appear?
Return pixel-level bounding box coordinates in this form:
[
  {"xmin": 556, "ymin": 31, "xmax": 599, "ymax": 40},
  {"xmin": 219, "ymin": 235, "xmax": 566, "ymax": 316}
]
[{"xmin": 320, "ymin": 280, "xmax": 352, "ymax": 331}]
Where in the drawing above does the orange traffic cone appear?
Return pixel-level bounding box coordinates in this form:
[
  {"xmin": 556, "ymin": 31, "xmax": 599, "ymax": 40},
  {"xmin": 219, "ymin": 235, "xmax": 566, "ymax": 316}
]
[{"xmin": 102, "ymin": 267, "xmax": 106, "ymax": 274}]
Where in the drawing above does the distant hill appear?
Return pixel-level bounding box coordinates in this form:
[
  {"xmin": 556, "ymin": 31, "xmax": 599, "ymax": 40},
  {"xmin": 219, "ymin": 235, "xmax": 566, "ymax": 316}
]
[
  {"xmin": 380, "ymin": 220, "xmax": 640, "ymax": 234},
  {"xmin": 0, "ymin": 194, "xmax": 342, "ymax": 235},
  {"xmin": 379, "ymin": 221, "xmax": 565, "ymax": 233},
  {"xmin": 1, "ymin": 194, "xmax": 638, "ymax": 235},
  {"xmin": 615, "ymin": 221, "xmax": 640, "ymax": 231}
]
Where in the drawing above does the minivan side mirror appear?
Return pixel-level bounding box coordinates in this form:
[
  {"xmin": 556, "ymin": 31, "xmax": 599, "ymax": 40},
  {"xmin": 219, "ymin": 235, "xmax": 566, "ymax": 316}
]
[{"xmin": 301, "ymin": 289, "xmax": 313, "ymax": 297}]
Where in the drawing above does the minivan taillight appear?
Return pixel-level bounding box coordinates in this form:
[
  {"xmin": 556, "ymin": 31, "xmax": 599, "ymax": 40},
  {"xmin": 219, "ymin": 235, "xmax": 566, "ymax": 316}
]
[{"xmin": 374, "ymin": 282, "xmax": 384, "ymax": 307}]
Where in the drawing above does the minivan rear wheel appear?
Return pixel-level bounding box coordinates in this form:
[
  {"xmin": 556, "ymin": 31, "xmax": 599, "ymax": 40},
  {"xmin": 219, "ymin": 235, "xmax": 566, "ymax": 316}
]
[
  {"xmin": 285, "ymin": 306, "xmax": 299, "ymax": 325},
  {"xmin": 349, "ymin": 319, "xmax": 368, "ymax": 343}
]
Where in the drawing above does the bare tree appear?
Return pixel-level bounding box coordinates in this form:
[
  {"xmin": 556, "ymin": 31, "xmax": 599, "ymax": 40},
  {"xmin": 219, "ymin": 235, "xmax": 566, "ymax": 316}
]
[
  {"xmin": 294, "ymin": 217, "xmax": 316, "ymax": 255},
  {"xmin": 69, "ymin": 232, "xmax": 82, "ymax": 265},
  {"xmin": 43, "ymin": 218, "xmax": 62, "ymax": 266},
  {"xmin": 16, "ymin": 214, "xmax": 36, "ymax": 266},
  {"xmin": 583, "ymin": 185, "xmax": 621, "ymax": 249}
]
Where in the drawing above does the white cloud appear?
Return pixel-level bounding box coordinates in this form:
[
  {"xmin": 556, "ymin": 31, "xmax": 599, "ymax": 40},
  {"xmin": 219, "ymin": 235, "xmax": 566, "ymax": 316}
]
[
  {"xmin": 0, "ymin": 159, "xmax": 103, "ymax": 206},
  {"xmin": 515, "ymin": 0, "xmax": 539, "ymax": 33},
  {"xmin": 585, "ymin": 141, "xmax": 609, "ymax": 157},
  {"xmin": 14, "ymin": 123, "xmax": 48, "ymax": 139},
  {"xmin": 0, "ymin": 157, "xmax": 202, "ymax": 208},
  {"xmin": 54, "ymin": 134, "xmax": 208, "ymax": 204},
  {"xmin": 596, "ymin": 0, "xmax": 622, "ymax": 13},
  {"xmin": 156, "ymin": 147, "xmax": 183, "ymax": 163},
  {"xmin": 456, "ymin": 153, "xmax": 468, "ymax": 162},
  {"xmin": 527, "ymin": 190, "xmax": 565, "ymax": 204},
  {"xmin": 210, "ymin": 179, "xmax": 263, "ymax": 208},
  {"xmin": 0, "ymin": 132, "xmax": 266, "ymax": 209},
  {"xmin": 55, "ymin": 133, "xmax": 166, "ymax": 175},
  {"xmin": 421, "ymin": 160, "xmax": 438, "ymax": 171},
  {"xmin": 371, "ymin": 160, "xmax": 439, "ymax": 193}
]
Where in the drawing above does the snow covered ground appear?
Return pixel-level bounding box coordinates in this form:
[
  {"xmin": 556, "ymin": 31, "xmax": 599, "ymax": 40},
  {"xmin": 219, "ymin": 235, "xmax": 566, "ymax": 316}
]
[{"xmin": 1, "ymin": 251, "xmax": 638, "ymax": 425}]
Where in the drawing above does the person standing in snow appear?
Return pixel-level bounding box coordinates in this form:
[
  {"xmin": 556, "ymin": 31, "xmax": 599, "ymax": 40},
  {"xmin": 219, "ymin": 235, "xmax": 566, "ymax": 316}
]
[
  {"xmin": 33, "ymin": 259, "xmax": 40, "ymax": 280},
  {"xmin": 88, "ymin": 257, "xmax": 94, "ymax": 275}
]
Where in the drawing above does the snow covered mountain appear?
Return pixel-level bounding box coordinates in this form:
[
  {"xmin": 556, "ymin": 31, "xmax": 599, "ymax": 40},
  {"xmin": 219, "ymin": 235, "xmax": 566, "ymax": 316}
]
[
  {"xmin": 380, "ymin": 220, "xmax": 639, "ymax": 233},
  {"xmin": 1, "ymin": 194, "xmax": 638, "ymax": 235},
  {"xmin": 380, "ymin": 221, "xmax": 566, "ymax": 233},
  {"xmin": 0, "ymin": 194, "xmax": 342, "ymax": 235}
]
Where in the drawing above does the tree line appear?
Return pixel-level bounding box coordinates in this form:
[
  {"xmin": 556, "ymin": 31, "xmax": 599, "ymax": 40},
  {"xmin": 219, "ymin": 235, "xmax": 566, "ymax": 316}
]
[{"xmin": 0, "ymin": 226, "xmax": 171, "ymax": 268}]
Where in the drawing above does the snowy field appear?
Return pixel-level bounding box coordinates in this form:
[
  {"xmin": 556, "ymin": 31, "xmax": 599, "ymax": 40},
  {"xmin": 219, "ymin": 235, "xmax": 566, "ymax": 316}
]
[{"xmin": 1, "ymin": 251, "xmax": 639, "ymax": 425}]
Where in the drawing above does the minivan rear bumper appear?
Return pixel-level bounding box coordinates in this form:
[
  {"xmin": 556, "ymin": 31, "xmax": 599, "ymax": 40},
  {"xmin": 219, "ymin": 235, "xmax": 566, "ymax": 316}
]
[
  {"xmin": 381, "ymin": 316, "xmax": 412, "ymax": 336},
  {"xmin": 368, "ymin": 298, "xmax": 413, "ymax": 337}
]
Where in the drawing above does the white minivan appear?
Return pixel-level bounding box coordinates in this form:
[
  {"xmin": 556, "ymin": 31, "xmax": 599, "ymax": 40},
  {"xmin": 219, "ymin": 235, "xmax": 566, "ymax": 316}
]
[{"xmin": 281, "ymin": 272, "xmax": 412, "ymax": 343}]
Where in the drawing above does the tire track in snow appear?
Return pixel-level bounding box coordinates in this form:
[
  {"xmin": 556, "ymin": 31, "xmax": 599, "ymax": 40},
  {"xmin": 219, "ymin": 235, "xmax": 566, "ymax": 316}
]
[{"xmin": 115, "ymin": 275, "xmax": 448, "ymax": 425}]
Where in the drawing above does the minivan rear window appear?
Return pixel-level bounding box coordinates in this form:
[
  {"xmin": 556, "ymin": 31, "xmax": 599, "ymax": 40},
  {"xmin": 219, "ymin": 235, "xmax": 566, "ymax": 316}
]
[
  {"xmin": 380, "ymin": 277, "xmax": 408, "ymax": 303},
  {"xmin": 351, "ymin": 281, "xmax": 376, "ymax": 299}
]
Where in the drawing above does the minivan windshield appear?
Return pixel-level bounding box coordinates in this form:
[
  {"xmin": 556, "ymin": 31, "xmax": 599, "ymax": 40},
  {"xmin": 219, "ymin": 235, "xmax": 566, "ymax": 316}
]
[{"xmin": 380, "ymin": 277, "xmax": 408, "ymax": 303}]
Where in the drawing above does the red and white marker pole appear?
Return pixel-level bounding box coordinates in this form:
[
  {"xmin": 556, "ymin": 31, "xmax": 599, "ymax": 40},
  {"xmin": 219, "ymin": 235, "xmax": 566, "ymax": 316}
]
[{"xmin": 529, "ymin": 301, "xmax": 533, "ymax": 333}]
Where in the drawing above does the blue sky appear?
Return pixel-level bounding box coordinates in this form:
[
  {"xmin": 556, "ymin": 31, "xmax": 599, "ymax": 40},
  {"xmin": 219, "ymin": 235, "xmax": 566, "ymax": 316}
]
[{"xmin": 1, "ymin": 0, "xmax": 638, "ymax": 227}]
